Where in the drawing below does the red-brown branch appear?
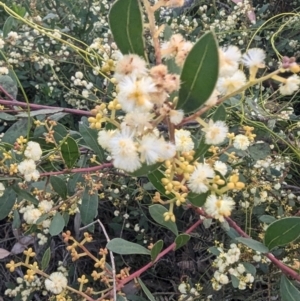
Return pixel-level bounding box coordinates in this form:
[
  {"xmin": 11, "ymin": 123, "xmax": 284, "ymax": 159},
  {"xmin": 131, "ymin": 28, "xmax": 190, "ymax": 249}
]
[{"xmin": 39, "ymin": 163, "xmax": 113, "ymax": 177}]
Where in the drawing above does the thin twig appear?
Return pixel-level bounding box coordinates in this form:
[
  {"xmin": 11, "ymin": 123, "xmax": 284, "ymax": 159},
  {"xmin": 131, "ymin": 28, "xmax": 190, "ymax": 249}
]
[
  {"xmin": 80, "ymin": 220, "xmax": 117, "ymax": 301},
  {"xmin": 142, "ymin": 0, "xmax": 162, "ymax": 65},
  {"xmin": 0, "ymin": 85, "xmax": 15, "ymax": 100},
  {"xmin": 226, "ymin": 216, "xmax": 300, "ymax": 282},
  {"xmin": 0, "ymin": 98, "xmax": 93, "ymax": 117},
  {"xmin": 282, "ymin": 184, "xmax": 300, "ymax": 191},
  {"xmin": 39, "ymin": 163, "xmax": 113, "ymax": 177},
  {"xmin": 97, "ymin": 218, "xmax": 203, "ymax": 300},
  {"xmin": 192, "ymin": 206, "xmax": 300, "ymax": 282}
]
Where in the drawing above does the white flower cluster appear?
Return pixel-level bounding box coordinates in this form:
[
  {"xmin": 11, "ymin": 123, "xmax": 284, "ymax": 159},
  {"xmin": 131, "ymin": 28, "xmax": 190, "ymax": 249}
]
[
  {"xmin": 5, "ymin": 275, "xmax": 42, "ymax": 301},
  {"xmin": 98, "ymin": 124, "xmax": 176, "ymax": 172},
  {"xmin": 18, "ymin": 141, "xmax": 42, "ymax": 182},
  {"xmin": 97, "ymin": 54, "xmax": 186, "ymax": 172},
  {"xmin": 212, "ymin": 244, "xmax": 254, "ymax": 291},
  {"xmin": 178, "ymin": 282, "xmax": 200, "ymax": 301},
  {"xmin": 218, "ymin": 46, "xmax": 300, "ymax": 96},
  {"xmin": 20, "ymin": 200, "xmax": 53, "ymax": 244},
  {"xmin": 0, "ymin": 182, "xmax": 5, "ymax": 197},
  {"xmin": 44, "ymin": 272, "xmax": 68, "ymax": 294}
]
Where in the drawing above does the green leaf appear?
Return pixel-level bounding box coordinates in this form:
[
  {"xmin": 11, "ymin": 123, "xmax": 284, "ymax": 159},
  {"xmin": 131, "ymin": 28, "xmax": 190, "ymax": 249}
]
[
  {"xmin": 230, "ymin": 274, "xmax": 239, "ymax": 288},
  {"xmin": 50, "ymin": 176, "xmax": 67, "ymax": 199},
  {"xmin": 138, "ymin": 278, "xmax": 156, "ymax": 301},
  {"xmin": 41, "ymin": 247, "xmax": 51, "ymax": 270},
  {"xmin": 3, "ymin": 16, "xmax": 15, "ymax": 38},
  {"xmin": 259, "ymin": 215, "xmax": 276, "ymax": 224},
  {"xmin": 107, "ymin": 238, "xmax": 150, "ymax": 255},
  {"xmin": 62, "ymin": 212, "xmax": 70, "ymax": 226},
  {"xmin": 12, "ymin": 209, "xmax": 21, "ymax": 228},
  {"xmin": 165, "ymin": 58, "xmax": 181, "ymax": 75},
  {"xmin": 248, "ymin": 143, "xmax": 271, "ymax": 161},
  {"xmin": 79, "ymin": 122, "xmax": 104, "ymax": 162},
  {"xmin": 53, "ymin": 123, "xmax": 68, "ymax": 144},
  {"xmin": 208, "ymin": 246, "xmax": 221, "ymax": 256},
  {"xmin": 151, "ymin": 240, "xmax": 163, "ymax": 262},
  {"xmin": 130, "ymin": 162, "xmax": 161, "ymax": 177},
  {"xmin": 175, "ymin": 234, "xmax": 190, "ymax": 250},
  {"xmin": 0, "ymin": 75, "xmax": 18, "ymax": 99},
  {"xmin": 60, "ymin": 136, "xmax": 80, "ymax": 168},
  {"xmin": 79, "ymin": 188, "xmax": 98, "ymax": 225},
  {"xmin": 236, "ymin": 237, "xmax": 269, "ymax": 253},
  {"xmin": 35, "ymin": 213, "xmax": 50, "ymax": 225},
  {"xmin": 109, "ymin": 0, "xmax": 145, "ymax": 57},
  {"xmin": 147, "ymin": 169, "xmax": 173, "ymax": 198},
  {"xmin": 212, "ymin": 104, "xmax": 226, "ymax": 121},
  {"xmin": 264, "ymin": 217, "xmax": 300, "ymax": 250},
  {"xmin": 16, "ymin": 108, "xmax": 64, "ymax": 117},
  {"xmin": 11, "ymin": 4, "xmax": 26, "ymax": 17},
  {"xmin": 177, "ymin": 32, "xmax": 219, "ymax": 113},
  {"xmin": 193, "ymin": 135, "xmax": 210, "ymax": 161},
  {"xmin": 280, "ymin": 275, "xmax": 300, "ymax": 301},
  {"xmin": 2, "ymin": 118, "xmax": 31, "ymax": 145},
  {"xmin": 163, "ymin": 24, "xmax": 173, "ymax": 40},
  {"xmin": 0, "ymin": 112, "xmax": 17, "ymax": 121},
  {"xmin": 12, "ymin": 185, "xmax": 39, "ymax": 205},
  {"xmin": 187, "ymin": 192, "xmax": 208, "ymax": 207},
  {"xmin": 49, "ymin": 212, "xmax": 65, "ymax": 236},
  {"xmin": 67, "ymin": 172, "xmax": 84, "ymax": 196},
  {"xmin": 242, "ymin": 262, "xmax": 256, "ymax": 276},
  {"xmin": 149, "ymin": 205, "xmax": 178, "ymax": 236}
]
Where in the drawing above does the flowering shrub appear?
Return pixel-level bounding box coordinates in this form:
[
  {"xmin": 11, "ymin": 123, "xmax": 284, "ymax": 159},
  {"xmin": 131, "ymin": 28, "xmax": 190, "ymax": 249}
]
[{"xmin": 1, "ymin": 0, "xmax": 300, "ymax": 300}]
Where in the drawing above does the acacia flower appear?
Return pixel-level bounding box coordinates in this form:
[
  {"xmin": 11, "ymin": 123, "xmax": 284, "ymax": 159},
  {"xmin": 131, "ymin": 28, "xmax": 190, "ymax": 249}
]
[
  {"xmin": 188, "ymin": 163, "xmax": 215, "ymax": 193},
  {"xmin": 38, "ymin": 200, "xmax": 53, "ymax": 213},
  {"xmin": 18, "ymin": 159, "xmax": 36, "ymax": 175},
  {"xmin": 97, "ymin": 129, "xmax": 116, "ymax": 150},
  {"xmin": 117, "ymin": 75, "xmax": 156, "ymax": 112},
  {"xmin": 18, "ymin": 159, "xmax": 40, "ymax": 182},
  {"xmin": 139, "ymin": 134, "xmax": 164, "ymax": 165},
  {"xmin": 204, "ymin": 194, "xmax": 235, "ymax": 222},
  {"xmin": 175, "ymin": 41, "xmax": 193, "ymax": 67},
  {"xmin": 161, "ymin": 34, "xmax": 185, "ymax": 58},
  {"xmin": 45, "ymin": 272, "xmax": 68, "ymax": 294},
  {"xmin": 279, "ymin": 74, "xmax": 300, "ymax": 95},
  {"xmin": 214, "ymin": 161, "xmax": 228, "ymax": 176},
  {"xmin": 202, "ymin": 120, "xmax": 228, "ymax": 145},
  {"xmin": 217, "ymin": 70, "xmax": 247, "ymax": 95},
  {"xmin": 124, "ymin": 112, "xmax": 153, "ymax": 134},
  {"xmin": 23, "ymin": 208, "xmax": 42, "ymax": 224},
  {"xmin": 174, "ymin": 129, "xmax": 194, "ymax": 152},
  {"xmin": 219, "ymin": 46, "xmax": 241, "ymax": 77},
  {"xmin": 109, "ymin": 128, "xmax": 141, "ymax": 172},
  {"xmin": 114, "ymin": 54, "xmax": 147, "ymax": 81},
  {"xmin": 242, "ymin": 48, "xmax": 265, "ymax": 69},
  {"xmin": 233, "ymin": 134, "xmax": 250, "ymax": 150},
  {"xmin": 24, "ymin": 141, "xmax": 42, "ymax": 161},
  {"xmin": 139, "ymin": 134, "xmax": 176, "ymax": 164},
  {"xmin": 169, "ymin": 109, "xmax": 184, "ymax": 125},
  {"xmin": 242, "ymin": 48, "xmax": 266, "ymax": 80}
]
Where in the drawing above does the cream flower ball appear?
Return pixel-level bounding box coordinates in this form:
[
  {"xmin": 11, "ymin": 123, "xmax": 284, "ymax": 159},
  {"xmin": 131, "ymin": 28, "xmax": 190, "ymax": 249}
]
[
  {"xmin": 24, "ymin": 141, "xmax": 42, "ymax": 161},
  {"xmin": 45, "ymin": 272, "xmax": 68, "ymax": 294}
]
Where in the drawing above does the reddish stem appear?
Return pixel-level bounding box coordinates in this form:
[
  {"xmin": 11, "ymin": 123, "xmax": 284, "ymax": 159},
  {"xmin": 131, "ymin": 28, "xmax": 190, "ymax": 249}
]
[
  {"xmin": 225, "ymin": 217, "xmax": 300, "ymax": 282},
  {"xmin": 0, "ymin": 86, "xmax": 14, "ymax": 100},
  {"xmin": 193, "ymin": 206, "xmax": 300, "ymax": 281},
  {"xmin": 39, "ymin": 163, "xmax": 113, "ymax": 177},
  {"xmin": 97, "ymin": 218, "xmax": 203, "ymax": 300},
  {"xmin": 0, "ymin": 98, "xmax": 93, "ymax": 117}
]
